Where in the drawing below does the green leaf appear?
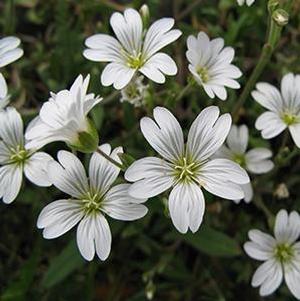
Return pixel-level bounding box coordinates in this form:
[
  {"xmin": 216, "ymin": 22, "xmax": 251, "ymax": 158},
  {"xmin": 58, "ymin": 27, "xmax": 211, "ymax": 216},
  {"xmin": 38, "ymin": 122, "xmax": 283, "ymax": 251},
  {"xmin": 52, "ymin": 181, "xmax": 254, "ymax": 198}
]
[
  {"xmin": 1, "ymin": 244, "xmax": 40, "ymax": 300},
  {"xmin": 181, "ymin": 225, "xmax": 241, "ymax": 257},
  {"xmin": 42, "ymin": 239, "xmax": 85, "ymax": 288}
]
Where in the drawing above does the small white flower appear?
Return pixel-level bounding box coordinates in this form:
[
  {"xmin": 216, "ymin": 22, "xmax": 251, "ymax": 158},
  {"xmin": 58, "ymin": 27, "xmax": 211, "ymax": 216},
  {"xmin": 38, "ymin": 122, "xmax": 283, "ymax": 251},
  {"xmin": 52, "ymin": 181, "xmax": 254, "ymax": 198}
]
[
  {"xmin": 125, "ymin": 106, "xmax": 249, "ymax": 234},
  {"xmin": 186, "ymin": 31, "xmax": 242, "ymax": 100},
  {"xmin": 120, "ymin": 75, "xmax": 148, "ymax": 107},
  {"xmin": 253, "ymin": 73, "xmax": 300, "ymax": 147},
  {"xmin": 0, "ymin": 36, "xmax": 24, "ymax": 68},
  {"xmin": 25, "ymin": 74, "xmax": 102, "ymax": 151},
  {"xmin": 244, "ymin": 209, "xmax": 300, "ymax": 299},
  {"xmin": 0, "ymin": 107, "xmax": 53, "ymax": 204},
  {"xmin": 83, "ymin": 8, "xmax": 182, "ymax": 89},
  {"xmin": 0, "ymin": 73, "xmax": 10, "ymax": 110},
  {"xmin": 217, "ymin": 124, "xmax": 274, "ymax": 203},
  {"xmin": 237, "ymin": 0, "xmax": 255, "ymax": 6},
  {"xmin": 37, "ymin": 145, "xmax": 148, "ymax": 261}
]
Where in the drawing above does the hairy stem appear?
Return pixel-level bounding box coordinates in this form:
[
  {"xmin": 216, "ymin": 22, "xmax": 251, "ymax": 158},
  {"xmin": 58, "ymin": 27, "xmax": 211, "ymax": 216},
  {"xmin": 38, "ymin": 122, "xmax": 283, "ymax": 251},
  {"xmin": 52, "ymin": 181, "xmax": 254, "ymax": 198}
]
[
  {"xmin": 232, "ymin": 5, "xmax": 286, "ymax": 122},
  {"xmin": 96, "ymin": 148, "xmax": 124, "ymax": 170}
]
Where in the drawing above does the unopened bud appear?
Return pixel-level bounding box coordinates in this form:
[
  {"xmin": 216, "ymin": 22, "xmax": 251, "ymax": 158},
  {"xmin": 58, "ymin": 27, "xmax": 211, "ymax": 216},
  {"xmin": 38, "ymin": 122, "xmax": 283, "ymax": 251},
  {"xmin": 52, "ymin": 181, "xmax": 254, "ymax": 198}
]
[
  {"xmin": 139, "ymin": 4, "xmax": 150, "ymax": 27},
  {"xmin": 274, "ymin": 183, "xmax": 289, "ymax": 199},
  {"xmin": 272, "ymin": 9, "xmax": 289, "ymax": 26}
]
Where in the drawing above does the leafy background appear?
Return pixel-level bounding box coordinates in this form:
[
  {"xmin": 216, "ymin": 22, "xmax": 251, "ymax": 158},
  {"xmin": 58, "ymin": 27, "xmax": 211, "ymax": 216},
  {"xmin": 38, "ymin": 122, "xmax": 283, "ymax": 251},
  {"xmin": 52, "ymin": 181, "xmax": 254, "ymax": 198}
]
[{"xmin": 0, "ymin": 0, "xmax": 300, "ymax": 300}]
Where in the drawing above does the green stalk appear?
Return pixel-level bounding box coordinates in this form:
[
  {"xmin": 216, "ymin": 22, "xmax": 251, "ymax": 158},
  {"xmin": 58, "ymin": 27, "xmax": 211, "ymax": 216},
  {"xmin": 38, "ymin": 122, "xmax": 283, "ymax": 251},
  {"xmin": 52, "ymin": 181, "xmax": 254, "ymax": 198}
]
[
  {"xmin": 232, "ymin": 3, "xmax": 290, "ymax": 122},
  {"xmin": 96, "ymin": 148, "xmax": 125, "ymax": 171}
]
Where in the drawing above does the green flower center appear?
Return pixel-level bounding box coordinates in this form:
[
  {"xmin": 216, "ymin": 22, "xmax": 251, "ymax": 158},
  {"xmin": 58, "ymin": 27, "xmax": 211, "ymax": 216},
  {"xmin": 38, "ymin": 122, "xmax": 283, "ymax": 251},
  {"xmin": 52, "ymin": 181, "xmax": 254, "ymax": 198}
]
[
  {"xmin": 122, "ymin": 50, "xmax": 144, "ymax": 69},
  {"xmin": 82, "ymin": 192, "xmax": 102, "ymax": 215},
  {"xmin": 233, "ymin": 153, "xmax": 246, "ymax": 168},
  {"xmin": 281, "ymin": 112, "xmax": 298, "ymax": 126},
  {"xmin": 9, "ymin": 146, "xmax": 29, "ymax": 165},
  {"xmin": 174, "ymin": 157, "xmax": 201, "ymax": 184},
  {"xmin": 274, "ymin": 243, "xmax": 294, "ymax": 263},
  {"xmin": 197, "ymin": 66, "xmax": 210, "ymax": 83}
]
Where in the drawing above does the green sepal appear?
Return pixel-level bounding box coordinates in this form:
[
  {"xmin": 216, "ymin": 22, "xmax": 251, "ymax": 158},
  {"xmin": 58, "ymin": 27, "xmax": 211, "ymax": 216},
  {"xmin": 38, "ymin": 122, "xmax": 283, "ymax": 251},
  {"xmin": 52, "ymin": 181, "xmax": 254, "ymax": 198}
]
[{"xmin": 68, "ymin": 118, "xmax": 99, "ymax": 153}]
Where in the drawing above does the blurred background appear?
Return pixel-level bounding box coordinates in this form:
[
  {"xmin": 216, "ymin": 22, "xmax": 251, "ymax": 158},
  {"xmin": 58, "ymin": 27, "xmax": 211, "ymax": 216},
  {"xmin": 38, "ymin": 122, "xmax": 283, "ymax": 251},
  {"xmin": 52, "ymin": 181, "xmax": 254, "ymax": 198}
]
[{"xmin": 0, "ymin": 0, "xmax": 300, "ymax": 300}]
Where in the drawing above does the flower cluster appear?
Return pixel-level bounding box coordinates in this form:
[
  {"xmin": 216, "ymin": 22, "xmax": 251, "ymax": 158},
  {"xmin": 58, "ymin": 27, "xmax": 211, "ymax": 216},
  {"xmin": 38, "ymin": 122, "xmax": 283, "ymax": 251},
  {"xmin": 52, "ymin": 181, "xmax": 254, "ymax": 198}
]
[{"xmin": 1, "ymin": 3, "xmax": 299, "ymax": 300}]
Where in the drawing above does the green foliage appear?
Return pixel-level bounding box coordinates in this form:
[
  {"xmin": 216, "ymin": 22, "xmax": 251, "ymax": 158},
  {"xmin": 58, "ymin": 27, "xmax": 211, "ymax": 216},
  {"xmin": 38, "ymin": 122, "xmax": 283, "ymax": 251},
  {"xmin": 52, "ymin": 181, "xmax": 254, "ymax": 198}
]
[{"xmin": 1, "ymin": 0, "xmax": 300, "ymax": 300}]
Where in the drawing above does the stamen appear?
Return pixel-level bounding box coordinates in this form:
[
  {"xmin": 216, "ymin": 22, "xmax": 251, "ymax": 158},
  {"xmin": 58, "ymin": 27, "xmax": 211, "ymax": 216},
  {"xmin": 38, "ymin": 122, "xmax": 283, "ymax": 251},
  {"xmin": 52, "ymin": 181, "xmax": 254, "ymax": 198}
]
[
  {"xmin": 281, "ymin": 112, "xmax": 298, "ymax": 126},
  {"xmin": 173, "ymin": 157, "xmax": 201, "ymax": 184},
  {"xmin": 9, "ymin": 146, "xmax": 28, "ymax": 165},
  {"xmin": 82, "ymin": 192, "xmax": 102, "ymax": 214},
  {"xmin": 274, "ymin": 243, "xmax": 294, "ymax": 263},
  {"xmin": 197, "ymin": 66, "xmax": 210, "ymax": 83}
]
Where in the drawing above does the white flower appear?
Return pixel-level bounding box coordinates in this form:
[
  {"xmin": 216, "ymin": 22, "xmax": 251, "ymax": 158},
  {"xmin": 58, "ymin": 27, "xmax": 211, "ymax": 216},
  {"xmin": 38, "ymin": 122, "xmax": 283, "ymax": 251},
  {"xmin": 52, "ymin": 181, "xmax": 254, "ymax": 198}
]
[
  {"xmin": 252, "ymin": 73, "xmax": 300, "ymax": 148},
  {"xmin": 0, "ymin": 107, "xmax": 53, "ymax": 204},
  {"xmin": 217, "ymin": 124, "xmax": 274, "ymax": 203},
  {"xmin": 120, "ymin": 75, "xmax": 148, "ymax": 107},
  {"xmin": 83, "ymin": 8, "xmax": 182, "ymax": 89},
  {"xmin": 0, "ymin": 36, "xmax": 24, "ymax": 68},
  {"xmin": 244, "ymin": 209, "xmax": 300, "ymax": 299},
  {"xmin": 125, "ymin": 106, "xmax": 249, "ymax": 234},
  {"xmin": 186, "ymin": 31, "xmax": 242, "ymax": 100},
  {"xmin": 237, "ymin": 0, "xmax": 255, "ymax": 6},
  {"xmin": 0, "ymin": 73, "xmax": 10, "ymax": 110},
  {"xmin": 37, "ymin": 145, "xmax": 148, "ymax": 261},
  {"xmin": 25, "ymin": 74, "xmax": 102, "ymax": 152}
]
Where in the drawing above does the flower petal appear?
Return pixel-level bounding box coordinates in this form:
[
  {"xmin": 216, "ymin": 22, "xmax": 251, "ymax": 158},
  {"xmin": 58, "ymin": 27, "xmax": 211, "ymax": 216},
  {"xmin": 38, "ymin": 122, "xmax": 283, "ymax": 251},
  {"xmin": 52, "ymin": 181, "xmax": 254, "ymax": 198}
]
[
  {"xmin": 83, "ymin": 34, "xmax": 123, "ymax": 62},
  {"xmin": 244, "ymin": 241, "xmax": 273, "ymax": 261},
  {"xmin": 289, "ymin": 123, "xmax": 300, "ymax": 148},
  {"xmin": 77, "ymin": 214, "xmax": 112, "ymax": 261},
  {"xmin": 140, "ymin": 107, "xmax": 184, "ymax": 162},
  {"xmin": 101, "ymin": 62, "xmax": 135, "ymax": 89},
  {"xmin": 259, "ymin": 261, "xmax": 283, "ymax": 297},
  {"xmin": 48, "ymin": 151, "xmax": 89, "ymax": 198},
  {"xmin": 89, "ymin": 144, "xmax": 123, "ymax": 195},
  {"xmin": 252, "ymin": 82, "xmax": 283, "ymax": 113},
  {"xmin": 227, "ymin": 124, "xmax": 248, "ymax": 154},
  {"xmin": 187, "ymin": 106, "xmax": 232, "ymax": 161},
  {"xmin": 255, "ymin": 111, "xmax": 286, "ymax": 139},
  {"xmin": 0, "ymin": 164, "xmax": 23, "ymax": 204},
  {"xmin": 103, "ymin": 184, "xmax": 148, "ymax": 220},
  {"xmin": 143, "ymin": 18, "xmax": 181, "ymax": 58},
  {"xmin": 110, "ymin": 8, "xmax": 143, "ymax": 54},
  {"xmin": 37, "ymin": 199, "xmax": 83, "ymax": 239},
  {"xmin": 24, "ymin": 152, "xmax": 54, "ymax": 187},
  {"xmin": 125, "ymin": 157, "xmax": 173, "ymax": 182},
  {"xmin": 0, "ymin": 107, "xmax": 24, "ymax": 148},
  {"xmin": 284, "ymin": 262, "xmax": 300, "ymax": 299}
]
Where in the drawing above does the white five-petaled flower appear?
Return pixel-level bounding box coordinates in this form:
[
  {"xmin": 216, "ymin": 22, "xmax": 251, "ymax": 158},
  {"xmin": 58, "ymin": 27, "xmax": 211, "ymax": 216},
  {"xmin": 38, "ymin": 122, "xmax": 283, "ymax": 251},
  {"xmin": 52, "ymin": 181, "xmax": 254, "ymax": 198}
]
[
  {"xmin": 0, "ymin": 73, "xmax": 10, "ymax": 110},
  {"xmin": 244, "ymin": 209, "xmax": 300, "ymax": 299},
  {"xmin": 37, "ymin": 145, "xmax": 148, "ymax": 261},
  {"xmin": 217, "ymin": 124, "xmax": 274, "ymax": 203},
  {"xmin": 125, "ymin": 106, "xmax": 249, "ymax": 234},
  {"xmin": 252, "ymin": 73, "xmax": 300, "ymax": 148},
  {"xmin": 25, "ymin": 74, "xmax": 102, "ymax": 151},
  {"xmin": 0, "ymin": 107, "xmax": 53, "ymax": 204},
  {"xmin": 237, "ymin": 0, "xmax": 255, "ymax": 6},
  {"xmin": 0, "ymin": 36, "xmax": 24, "ymax": 68},
  {"xmin": 83, "ymin": 8, "xmax": 182, "ymax": 90},
  {"xmin": 186, "ymin": 31, "xmax": 242, "ymax": 100}
]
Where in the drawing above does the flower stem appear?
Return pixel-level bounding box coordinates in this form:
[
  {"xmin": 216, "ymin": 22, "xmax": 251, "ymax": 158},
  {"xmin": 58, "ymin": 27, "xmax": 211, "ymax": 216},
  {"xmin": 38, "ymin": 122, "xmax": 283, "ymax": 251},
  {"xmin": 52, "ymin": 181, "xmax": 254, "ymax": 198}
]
[
  {"xmin": 175, "ymin": 82, "xmax": 192, "ymax": 103},
  {"xmin": 96, "ymin": 148, "xmax": 125, "ymax": 171},
  {"xmin": 253, "ymin": 195, "xmax": 274, "ymax": 229},
  {"xmin": 232, "ymin": 6, "xmax": 286, "ymax": 122}
]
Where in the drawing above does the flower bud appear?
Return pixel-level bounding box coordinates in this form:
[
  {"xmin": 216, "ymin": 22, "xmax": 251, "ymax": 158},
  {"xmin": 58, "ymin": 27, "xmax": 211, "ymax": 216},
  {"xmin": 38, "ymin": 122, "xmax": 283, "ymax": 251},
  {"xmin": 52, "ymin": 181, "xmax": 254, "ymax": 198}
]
[
  {"xmin": 68, "ymin": 118, "xmax": 99, "ymax": 153},
  {"xmin": 139, "ymin": 4, "xmax": 150, "ymax": 27},
  {"xmin": 268, "ymin": 0, "xmax": 279, "ymax": 13},
  {"xmin": 274, "ymin": 183, "xmax": 289, "ymax": 199},
  {"xmin": 272, "ymin": 9, "xmax": 289, "ymax": 26}
]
